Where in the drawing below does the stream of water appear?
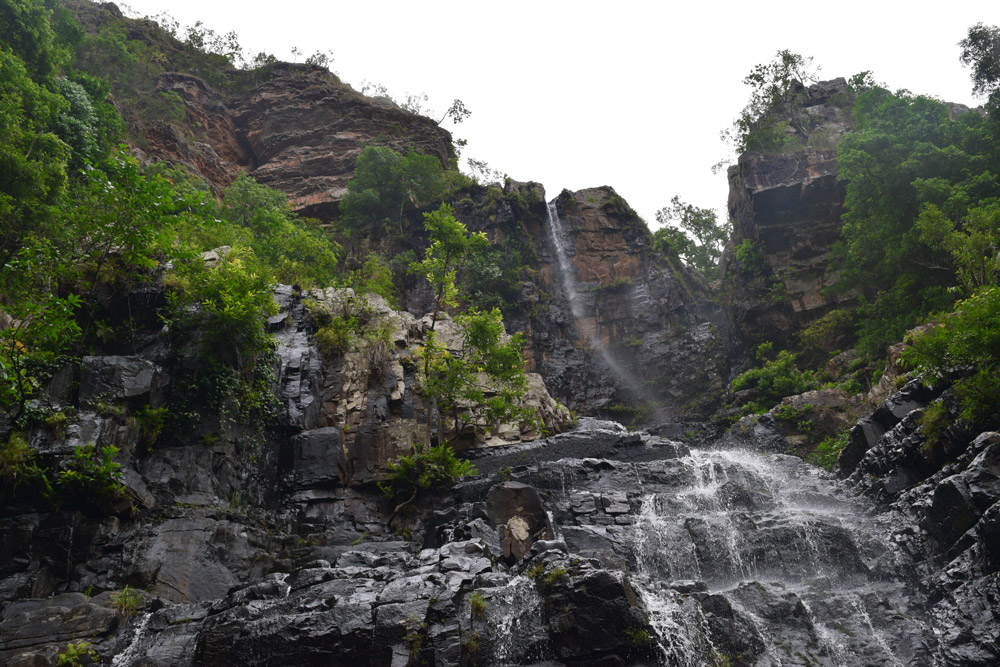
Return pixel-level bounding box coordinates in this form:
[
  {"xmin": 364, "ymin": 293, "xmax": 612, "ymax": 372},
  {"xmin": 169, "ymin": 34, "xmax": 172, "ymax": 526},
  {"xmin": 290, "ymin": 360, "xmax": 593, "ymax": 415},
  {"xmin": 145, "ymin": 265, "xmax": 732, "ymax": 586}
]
[
  {"xmin": 620, "ymin": 448, "xmax": 935, "ymax": 666},
  {"xmin": 545, "ymin": 200, "xmax": 660, "ymax": 411}
]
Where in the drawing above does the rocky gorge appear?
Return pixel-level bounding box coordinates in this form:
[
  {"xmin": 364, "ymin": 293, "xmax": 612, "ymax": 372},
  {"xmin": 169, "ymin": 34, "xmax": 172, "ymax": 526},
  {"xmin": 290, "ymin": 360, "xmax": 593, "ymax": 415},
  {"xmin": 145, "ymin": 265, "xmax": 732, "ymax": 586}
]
[{"xmin": 2, "ymin": 3, "xmax": 1000, "ymax": 665}]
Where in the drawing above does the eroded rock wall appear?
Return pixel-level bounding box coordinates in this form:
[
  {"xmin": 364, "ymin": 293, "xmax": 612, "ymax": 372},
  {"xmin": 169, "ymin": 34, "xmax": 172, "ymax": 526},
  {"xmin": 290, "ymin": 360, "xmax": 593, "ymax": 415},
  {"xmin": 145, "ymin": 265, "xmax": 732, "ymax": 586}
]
[
  {"xmin": 522, "ymin": 187, "xmax": 731, "ymax": 420},
  {"xmin": 722, "ymin": 78, "xmax": 853, "ymax": 347}
]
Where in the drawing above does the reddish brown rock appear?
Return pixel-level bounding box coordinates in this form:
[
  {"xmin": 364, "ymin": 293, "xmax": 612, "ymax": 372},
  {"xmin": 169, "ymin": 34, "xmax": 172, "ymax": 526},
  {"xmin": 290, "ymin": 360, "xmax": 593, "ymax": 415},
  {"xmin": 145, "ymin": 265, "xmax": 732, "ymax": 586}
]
[{"xmin": 722, "ymin": 78, "xmax": 854, "ymax": 345}]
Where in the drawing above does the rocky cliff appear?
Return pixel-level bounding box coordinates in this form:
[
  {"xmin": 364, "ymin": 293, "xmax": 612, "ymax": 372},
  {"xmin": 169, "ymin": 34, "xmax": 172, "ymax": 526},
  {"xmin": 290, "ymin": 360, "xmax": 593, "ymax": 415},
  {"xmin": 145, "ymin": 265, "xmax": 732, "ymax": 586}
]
[
  {"xmin": 526, "ymin": 187, "xmax": 731, "ymax": 420},
  {"xmin": 67, "ymin": 1, "xmax": 453, "ymax": 219},
  {"xmin": 721, "ymin": 78, "xmax": 854, "ymax": 347}
]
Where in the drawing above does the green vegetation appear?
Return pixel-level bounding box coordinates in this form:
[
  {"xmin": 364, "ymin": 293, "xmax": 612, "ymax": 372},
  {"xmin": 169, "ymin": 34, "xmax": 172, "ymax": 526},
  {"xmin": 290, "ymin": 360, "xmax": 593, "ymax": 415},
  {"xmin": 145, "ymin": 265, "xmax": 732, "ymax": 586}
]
[
  {"xmin": 111, "ymin": 584, "xmax": 144, "ymax": 619},
  {"xmin": 960, "ymin": 23, "xmax": 1000, "ymax": 107},
  {"xmin": 731, "ymin": 344, "xmax": 817, "ymax": 414},
  {"xmin": 834, "ymin": 81, "xmax": 1000, "ymax": 356},
  {"xmin": 56, "ymin": 641, "xmax": 97, "ymax": 667},
  {"xmin": 625, "ymin": 627, "xmax": 654, "ymax": 646},
  {"xmin": 724, "ymin": 49, "xmax": 820, "ymax": 154},
  {"xmin": 808, "ymin": 431, "xmax": 849, "ymax": 469},
  {"xmin": 653, "ymin": 196, "xmax": 732, "ymax": 274},
  {"xmin": 902, "ymin": 286, "xmax": 1000, "ymax": 443},
  {"xmin": 339, "ymin": 146, "xmax": 446, "ymax": 240},
  {"xmin": 419, "ymin": 308, "xmax": 535, "ymax": 441},
  {"xmin": 0, "ymin": 433, "xmax": 52, "ymax": 504},
  {"xmin": 56, "ymin": 443, "xmax": 128, "ymax": 513},
  {"xmin": 468, "ymin": 591, "xmax": 487, "ymax": 620},
  {"xmin": 542, "ymin": 566, "xmax": 568, "ymax": 585},
  {"xmin": 378, "ymin": 443, "xmax": 478, "ymax": 522},
  {"xmin": 411, "ymin": 203, "xmax": 489, "ymax": 328}
]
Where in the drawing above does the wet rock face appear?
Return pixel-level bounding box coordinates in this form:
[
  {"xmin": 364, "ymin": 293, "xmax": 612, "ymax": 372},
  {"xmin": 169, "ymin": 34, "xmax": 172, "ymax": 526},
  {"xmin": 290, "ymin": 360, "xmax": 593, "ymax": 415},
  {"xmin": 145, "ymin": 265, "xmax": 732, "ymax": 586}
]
[
  {"xmin": 722, "ymin": 78, "xmax": 853, "ymax": 346},
  {"xmin": 835, "ymin": 377, "xmax": 1000, "ymax": 665},
  {"xmin": 498, "ymin": 185, "xmax": 732, "ymax": 419}
]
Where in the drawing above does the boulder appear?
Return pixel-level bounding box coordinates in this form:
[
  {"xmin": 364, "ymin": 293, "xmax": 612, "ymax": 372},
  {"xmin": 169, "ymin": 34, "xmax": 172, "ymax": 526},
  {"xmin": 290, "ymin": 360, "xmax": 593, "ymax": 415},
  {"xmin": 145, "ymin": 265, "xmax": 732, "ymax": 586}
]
[{"xmin": 485, "ymin": 482, "xmax": 552, "ymax": 562}]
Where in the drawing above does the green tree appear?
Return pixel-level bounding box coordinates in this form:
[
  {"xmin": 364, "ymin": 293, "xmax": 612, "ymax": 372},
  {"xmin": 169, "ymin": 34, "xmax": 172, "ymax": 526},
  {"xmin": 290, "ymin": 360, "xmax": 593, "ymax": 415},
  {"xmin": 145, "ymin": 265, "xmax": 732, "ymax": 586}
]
[
  {"xmin": 166, "ymin": 246, "xmax": 277, "ymax": 370},
  {"xmin": 410, "ymin": 203, "xmax": 489, "ymax": 329},
  {"xmin": 654, "ymin": 196, "xmax": 731, "ymax": 274},
  {"xmin": 0, "ymin": 48, "xmax": 70, "ymax": 265},
  {"xmin": 960, "ymin": 23, "xmax": 1000, "ymax": 107},
  {"xmin": 220, "ymin": 174, "xmax": 339, "ymax": 287},
  {"xmin": 0, "ymin": 0, "xmax": 66, "ymax": 82},
  {"xmin": 419, "ymin": 308, "xmax": 534, "ymax": 442},
  {"xmin": 725, "ymin": 50, "xmax": 819, "ymax": 153},
  {"xmin": 902, "ymin": 286, "xmax": 1000, "ymax": 436},
  {"xmin": 834, "ymin": 85, "xmax": 1000, "ymax": 353},
  {"xmin": 916, "ymin": 203, "xmax": 1000, "ymax": 294},
  {"xmin": 339, "ymin": 146, "xmax": 445, "ymax": 238}
]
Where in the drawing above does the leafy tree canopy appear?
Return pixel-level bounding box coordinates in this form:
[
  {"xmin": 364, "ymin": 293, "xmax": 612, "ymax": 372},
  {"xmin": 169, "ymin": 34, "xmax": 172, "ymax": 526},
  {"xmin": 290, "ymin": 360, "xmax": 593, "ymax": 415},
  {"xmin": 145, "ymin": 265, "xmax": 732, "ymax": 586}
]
[
  {"xmin": 960, "ymin": 23, "xmax": 1000, "ymax": 107},
  {"xmin": 725, "ymin": 49, "xmax": 819, "ymax": 154},
  {"xmin": 834, "ymin": 84, "xmax": 1000, "ymax": 353},
  {"xmin": 339, "ymin": 146, "xmax": 445, "ymax": 238},
  {"xmin": 653, "ymin": 196, "xmax": 731, "ymax": 274}
]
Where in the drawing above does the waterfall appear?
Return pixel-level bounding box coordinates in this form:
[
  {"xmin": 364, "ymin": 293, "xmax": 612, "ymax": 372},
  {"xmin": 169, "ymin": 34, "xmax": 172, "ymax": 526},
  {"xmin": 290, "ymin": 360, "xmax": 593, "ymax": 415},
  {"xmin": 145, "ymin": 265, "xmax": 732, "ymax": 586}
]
[
  {"xmin": 618, "ymin": 448, "xmax": 928, "ymax": 664},
  {"xmin": 545, "ymin": 200, "xmax": 660, "ymax": 413},
  {"xmin": 546, "ymin": 201, "xmax": 585, "ymax": 322}
]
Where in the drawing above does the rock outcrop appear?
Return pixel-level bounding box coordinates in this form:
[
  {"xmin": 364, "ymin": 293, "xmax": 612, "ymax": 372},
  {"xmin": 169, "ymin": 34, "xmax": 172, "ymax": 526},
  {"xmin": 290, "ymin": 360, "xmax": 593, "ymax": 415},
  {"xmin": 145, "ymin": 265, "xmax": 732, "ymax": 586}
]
[
  {"xmin": 722, "ymin": 78, "xmax": 854, "ymax": 346},
  {"xmin": 451, "ymin": 183, "xmax": 733, "ymax": 421},
  {"xmin": 67, "ymin": 1, "xmax": 453, "ymax": 219}
]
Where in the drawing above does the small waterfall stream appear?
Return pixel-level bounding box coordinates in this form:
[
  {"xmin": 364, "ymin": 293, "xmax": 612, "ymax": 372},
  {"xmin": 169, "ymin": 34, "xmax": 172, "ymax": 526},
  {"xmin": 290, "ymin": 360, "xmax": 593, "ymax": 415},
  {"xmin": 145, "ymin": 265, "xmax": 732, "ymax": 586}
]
[{"xmin": 545, "ymin": 201, "xmax": 660, "ymax": 412}]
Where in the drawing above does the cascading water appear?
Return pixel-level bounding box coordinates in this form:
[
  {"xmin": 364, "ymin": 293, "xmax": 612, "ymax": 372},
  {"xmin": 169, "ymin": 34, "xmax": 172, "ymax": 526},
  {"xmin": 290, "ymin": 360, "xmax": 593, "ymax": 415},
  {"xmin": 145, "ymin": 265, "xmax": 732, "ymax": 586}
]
[
  {"xmin": 545, "ymin": 201, "xmax": 660, "ymax": 411},
  {"xmin": 531, "ymin": 441, "xmax": 941, "ymax": 666}
]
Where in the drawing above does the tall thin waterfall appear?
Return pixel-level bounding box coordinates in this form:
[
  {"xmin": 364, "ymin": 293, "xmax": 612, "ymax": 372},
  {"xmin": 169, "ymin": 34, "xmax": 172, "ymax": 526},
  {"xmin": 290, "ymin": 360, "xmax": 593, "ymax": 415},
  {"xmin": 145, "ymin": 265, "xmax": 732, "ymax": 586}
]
[
  {"xmin": 545, "ymin": 200, "xmax": 660, "ymax": 412},
  {"xmin": 546, "ymin": 201, "xmax": 585, "ymax": 322}
]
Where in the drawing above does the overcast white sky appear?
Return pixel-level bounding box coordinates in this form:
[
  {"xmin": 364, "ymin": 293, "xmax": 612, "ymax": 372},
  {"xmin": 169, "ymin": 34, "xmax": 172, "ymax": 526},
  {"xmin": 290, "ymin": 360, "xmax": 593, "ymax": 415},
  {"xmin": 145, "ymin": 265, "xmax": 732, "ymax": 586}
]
[{"xmin": 122, "ymin": 0, "xmax": 993, "ymax": 227}]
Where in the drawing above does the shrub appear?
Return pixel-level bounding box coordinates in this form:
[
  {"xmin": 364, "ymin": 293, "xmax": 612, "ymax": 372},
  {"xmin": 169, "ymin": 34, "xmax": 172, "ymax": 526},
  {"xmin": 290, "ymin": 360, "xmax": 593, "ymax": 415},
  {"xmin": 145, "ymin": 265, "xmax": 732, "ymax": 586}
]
[
  {"xmin": 315, "ymin": 316, "xmax": 354, "ymax": 358},
  {"xmin": 542, "ymin": 566, "xmax": 568, "ymax": 586},
  {"xmin": 132, "ymin": 405, "xmax": 168, "ymax": 447},
  {"xmin": 0, "ymin": 433, "xmax": 52, "ymax": 504},
  {"xmin": 111, "ymin": 584, "xmax": 144, "ymax": 619},
  {"xmin": 56, "ymin": 641, "xmax": 97, "ymax": 667},
  {"xmin": 468, "ymin": 591, "xmax": 487, "ymax": 620},
  {"xmin": 732, "ymin": 345, "xmax": 817, "ymax": 413},
  {"xmin": 378, "ymin": 444, "xmax": 478, "ymax": 504},
  {"xmin": 349, "ymin": 252, "xmax": 397, "ymax": 307},
  {"xmin": 166, "ymin": 245, "xmax": 277, "ymax": 370},
  {"xmin": 808, "ymin": 431, "xmax": 849, "ymax": 470},
  {"xmin": 55, "ymin": 443, "xmax": 128, "ymax": 513},
  {"xmin": 902, "ymin": 286, "xmax": 1000, "ymax": 437}
]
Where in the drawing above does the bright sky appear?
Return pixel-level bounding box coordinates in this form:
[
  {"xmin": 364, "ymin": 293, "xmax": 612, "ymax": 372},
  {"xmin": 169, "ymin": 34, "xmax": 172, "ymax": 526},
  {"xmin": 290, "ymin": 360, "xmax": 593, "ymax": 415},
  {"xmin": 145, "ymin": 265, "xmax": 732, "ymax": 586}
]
[{"xmin": 121, "ymin": 0, "xmax": 992, "ymax": 227}]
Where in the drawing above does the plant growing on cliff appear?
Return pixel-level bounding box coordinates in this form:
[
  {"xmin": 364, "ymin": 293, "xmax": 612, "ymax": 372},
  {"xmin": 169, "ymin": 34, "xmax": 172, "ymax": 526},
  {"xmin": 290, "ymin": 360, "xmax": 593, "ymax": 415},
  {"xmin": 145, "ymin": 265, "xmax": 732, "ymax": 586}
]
[
  {"xmin": 833, "ymin": 84, "xmax": 1000, "ymax": 354},
  {"xmin": 166, "ymin": 246, "xmax": 277, "ymax": 371},
  {"xmin": 411, "ymin": 203, "xmax": 490, "ymax": 329},
  {"xmin": 723, "ymin": 49, "xmax": 819, "ymax": 154},
  {"xmin": 731, "ymin": 343, "xmax": 817, "ymax": 413},
  {"xmin": 339, "ymin": 146, "xmax": 446, "ymax": 239},
  {"xmin": 902, "ymin": 286, "xmax": 1000, "ymax": 437},
  {"xmin": 56, "ymin": 641, "xmax": 97, "ymax": 667},
  {"xmin": 378, "ymin": 443, "xmax": 477, "ymax": 524},
  {"xmin": 418, "ymin": 308, "xmax": 535, "ymax": 442},
  {"xmin": 56, "ymin": 443, "xmax": 128, "ymax": 513},
  {"xmin": 0, "ymin": 433, "xmax": 52, "ymax": 505},
  {"xmin": 111, "ymin": 584, "xmax": 144, "ymax": 619},
  {"xmin": 220, "ymin": 174, "xmax": 340, "ymax": 288}
]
